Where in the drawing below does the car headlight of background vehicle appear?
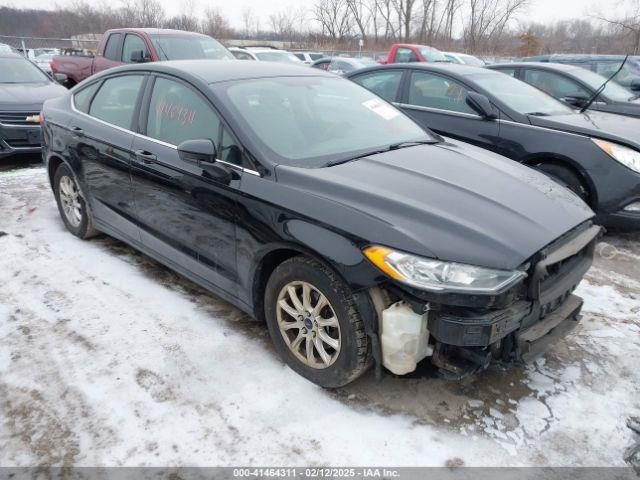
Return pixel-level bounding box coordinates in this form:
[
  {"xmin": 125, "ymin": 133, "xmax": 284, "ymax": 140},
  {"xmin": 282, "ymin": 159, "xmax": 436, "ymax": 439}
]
[
  {"xmin": 593, "ymin": 139, "xmax": 640, "ymax": 173},
  {"xmin": 363, "ymin": 246, "xmax": 527, "ymax": 293}
]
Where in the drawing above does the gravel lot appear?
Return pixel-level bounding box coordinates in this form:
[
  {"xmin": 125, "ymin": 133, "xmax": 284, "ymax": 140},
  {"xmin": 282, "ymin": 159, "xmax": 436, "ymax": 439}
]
[{"xmin": 1, "ymin": 166, "xmax": 639, "ymax": 467}]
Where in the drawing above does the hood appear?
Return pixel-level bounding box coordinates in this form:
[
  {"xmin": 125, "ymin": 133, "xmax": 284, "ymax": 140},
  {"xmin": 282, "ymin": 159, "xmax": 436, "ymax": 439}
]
[
  {"xmin": 0, "ymin": 82, "xmax": 67, "ymax": 110},
  {"xmin": 530, "ymin": 111, "xmax": 640, "ymax": 150},
  {"xmin": 275, "ymin": 141, "xmax": 594, "ymax": 270}
]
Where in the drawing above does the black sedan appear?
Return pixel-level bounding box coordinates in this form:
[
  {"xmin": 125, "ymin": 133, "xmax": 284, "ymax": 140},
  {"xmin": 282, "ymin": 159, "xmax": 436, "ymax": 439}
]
[
  {"xmin": 42, "ymin": 61, "xmax": 599, "ymax": 386},
  {"xmin": 347, "ymin": 63, "xmax": 640, "ymax": 230},
  {"xmin": 488, "ymin": 62, "xmax": 640, "ymax": 118},
  {"xmin": 0, "ymin": 51, "xmax": 67, "ymax": 159}
]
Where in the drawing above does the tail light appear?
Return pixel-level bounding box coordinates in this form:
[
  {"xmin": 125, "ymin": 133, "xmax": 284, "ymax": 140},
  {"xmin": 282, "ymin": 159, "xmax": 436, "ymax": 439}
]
[
  {"xmin": 50, "ymin": 58, "xmax": 56, "ymax": 72},
  {"xmin": 39, "ymin": 110, "xmax": 45, "ymax": 126}
]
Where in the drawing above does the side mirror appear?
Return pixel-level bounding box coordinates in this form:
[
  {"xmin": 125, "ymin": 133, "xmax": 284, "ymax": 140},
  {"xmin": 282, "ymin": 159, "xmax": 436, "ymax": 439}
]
[
  {"xmin": 130, "ymin": 50, "xmax": 149, "ymax": 63},
  {"xmin": 466, "ymin": 92, "xmax": 497, "ymax": 119},
  {"xmin": 54, "ymin": 73, "xmax": 68, "ymax": 84},
  {"xmin": 177, "ymin": 139, "xmax": 217, "ymax": 164},
  {"xmin": 563, "ymin": 92, "xmax": 589, "ymax": 107},
  {"xmin": 630, "ymin": 79, "xmax": 640, "ymax": 92}
]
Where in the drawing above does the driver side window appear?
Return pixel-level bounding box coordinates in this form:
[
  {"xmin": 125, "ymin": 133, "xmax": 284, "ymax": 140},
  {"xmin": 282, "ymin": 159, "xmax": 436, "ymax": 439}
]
[
  {"xmin": 408, "ymin": 71, "xmax": 476, "ymax": 115},
  {"xmin": 522, "ymin": 69, "xmax": 589, "ymax": 100},
  {"xmin": 122, "ymin": 34, "xmax": 149, "ymax": 63}
]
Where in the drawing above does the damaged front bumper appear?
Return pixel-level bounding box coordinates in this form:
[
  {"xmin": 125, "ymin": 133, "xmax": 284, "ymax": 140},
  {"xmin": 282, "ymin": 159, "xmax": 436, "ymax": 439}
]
[{"xmin": 376, "ymin": 222, "xmax": 602, "ymax": 378}]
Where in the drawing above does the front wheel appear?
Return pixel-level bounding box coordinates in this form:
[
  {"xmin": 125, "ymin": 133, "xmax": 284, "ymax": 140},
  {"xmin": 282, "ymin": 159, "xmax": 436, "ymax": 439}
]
[
  {"xmin": 53, "ymin": 163, "xmax": 98, "ymax": 239},
  {"xmin": 264, "ymin": 256, "xmax": 371, "ymax": 388}
]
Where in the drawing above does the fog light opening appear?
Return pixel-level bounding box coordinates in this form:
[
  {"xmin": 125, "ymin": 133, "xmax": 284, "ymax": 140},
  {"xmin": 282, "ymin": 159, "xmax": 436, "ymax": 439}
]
[{"xmin": 623, "ymin": 202, "xmax": 640, "ymax": 213}]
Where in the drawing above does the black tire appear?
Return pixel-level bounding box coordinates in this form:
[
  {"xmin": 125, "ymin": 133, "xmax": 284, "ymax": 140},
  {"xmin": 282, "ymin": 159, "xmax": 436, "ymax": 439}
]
[
  {"xmin": 53, "ymin": 163, "xmax": 98, "ymax": 239},
  {"xmin": 534, "ymin": 163, "xmax": 590, "ymax": 204},
  {"xmin": 264, "ymin": 255, "xmax": 371, "ymax": 388}
]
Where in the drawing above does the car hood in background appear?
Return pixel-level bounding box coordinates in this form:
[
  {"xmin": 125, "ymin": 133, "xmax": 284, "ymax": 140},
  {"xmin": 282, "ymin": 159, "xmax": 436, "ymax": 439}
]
[
  {"xmin": 530, "ymin": 111, "xmax": 640, "ymax": 149},
  {"xmin": 0, "ymin": 82, "xmax": 67, "ymax": 109},
  {"xmin": 275, "ymin": 141, "xmax": 594, "ymax": 270}
]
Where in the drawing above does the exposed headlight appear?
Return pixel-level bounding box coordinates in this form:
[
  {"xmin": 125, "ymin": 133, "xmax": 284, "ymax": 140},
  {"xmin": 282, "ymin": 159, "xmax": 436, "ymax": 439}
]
[
  {"xmin": 363, "ymin": 245, "xmax": 527, "ymax": 294},
  {"xmin": 593, "ymin": 139, "xmax": 640, "ymax": 173}
]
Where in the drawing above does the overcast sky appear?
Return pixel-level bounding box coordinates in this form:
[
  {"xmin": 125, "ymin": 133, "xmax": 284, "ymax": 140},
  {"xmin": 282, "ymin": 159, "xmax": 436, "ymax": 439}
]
[{"xmin": 0, "ymin": 0, "xmax": 614, "ymax": 30}]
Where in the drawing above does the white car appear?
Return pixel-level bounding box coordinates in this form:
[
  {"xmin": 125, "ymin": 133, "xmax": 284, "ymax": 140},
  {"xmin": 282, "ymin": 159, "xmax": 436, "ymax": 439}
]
[
  {"xmin": 33, "ymin": 53, "xmax": 55, "ymax": 74},
  {"xmin": 292, "ymin": 51, "xmax": 325, "ymax": 65},
  {"xmin": 443, "ymin": 52, "xmax": 486, "ymax": 67},
  {"xmin": 229, "ymin": 46, "xmax": 303, "ymax": 65}
]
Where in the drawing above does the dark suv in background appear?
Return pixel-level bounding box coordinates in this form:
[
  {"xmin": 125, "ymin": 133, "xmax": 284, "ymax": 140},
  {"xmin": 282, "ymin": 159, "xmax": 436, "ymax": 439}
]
[{"xmin": 521, "ymin": 54, "xmax": 640, "ymax": 91}]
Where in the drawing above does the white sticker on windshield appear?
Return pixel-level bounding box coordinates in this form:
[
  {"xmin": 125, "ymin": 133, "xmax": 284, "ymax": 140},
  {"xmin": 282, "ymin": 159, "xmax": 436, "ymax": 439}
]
[{"xmin": 362, "ymin": 98, "xmax": 400, "ymax": 120}]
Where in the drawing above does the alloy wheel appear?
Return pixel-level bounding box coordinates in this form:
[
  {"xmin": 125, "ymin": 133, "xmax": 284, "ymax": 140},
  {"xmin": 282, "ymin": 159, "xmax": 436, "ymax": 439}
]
[
  {"xmin": 276, "ymin": 281, "xmax": 341, "ymax": 369},
  {"xmin": 59, "ymin": 175, "xmax": 82, "ymax": 227}
]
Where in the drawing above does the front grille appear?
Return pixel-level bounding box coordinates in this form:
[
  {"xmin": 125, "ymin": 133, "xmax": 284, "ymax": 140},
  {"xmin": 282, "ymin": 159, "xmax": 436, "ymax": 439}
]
[
  {"xmin": 0, "ymin": 111, "xmax": 40, "ymax": 126},
  {"xmin": 526, "ymin": 223, "xmax": 600, "ymax": 322}
]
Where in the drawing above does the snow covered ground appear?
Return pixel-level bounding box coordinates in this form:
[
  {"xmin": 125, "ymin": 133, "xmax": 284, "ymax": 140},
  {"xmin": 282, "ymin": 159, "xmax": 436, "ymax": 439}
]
[{"xmin": 1, "ymin": 166, "xmax": 639, "ymax": 467}]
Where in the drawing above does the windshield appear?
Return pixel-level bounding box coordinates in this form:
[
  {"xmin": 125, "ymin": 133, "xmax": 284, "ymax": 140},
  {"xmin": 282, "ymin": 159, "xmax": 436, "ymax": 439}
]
[
  {"xmin": 420, "ymin": 47, "xmax": 447, "ymax": 62},
  {"xmin": 150, "ymin": 35, "xmax": 234, "ymax": 61},
  {"xmin": 254, "ymin": 51, "xmax": 302, "ymax": 64},
  {"xmin": 0, "ymin": 57, "xmax": 50, "ymax": 83},
  {"xmin": 573, "ymin": 68, "xmax": 636, "ymax": 102},
  {"xmin": 459, "ymin": 54, "xmax": 485, "ymax": 67},
  {"xmin": 472, "ymin": 72, "xmax": 573, "ymax": 116},
  {"xmin": 219, "ymin": 76, "xmax": 433, "ymax": 167}
]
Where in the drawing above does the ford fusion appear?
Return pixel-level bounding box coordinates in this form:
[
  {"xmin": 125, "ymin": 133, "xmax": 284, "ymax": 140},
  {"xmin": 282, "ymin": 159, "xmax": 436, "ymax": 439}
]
[
  {"xmin": 42, "ymin": 62, "xmax": 600, "ymax": 387},
  {"xmin": 348, "ymin": 64, "xmax": 640, "ymax": 230},
  {"xmin": 0, "ymin": 51, "xmax": 66, "ymax": 158}
]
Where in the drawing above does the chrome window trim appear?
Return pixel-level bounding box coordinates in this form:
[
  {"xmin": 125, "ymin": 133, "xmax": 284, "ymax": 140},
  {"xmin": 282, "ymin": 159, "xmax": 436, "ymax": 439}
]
[
  {"xmin": 395, "ymin": 102, "xmax": 483, "ymax": 120},
  {"xmin": 71, "ymin": 89, "xmax": 261, "ymax": 176}
]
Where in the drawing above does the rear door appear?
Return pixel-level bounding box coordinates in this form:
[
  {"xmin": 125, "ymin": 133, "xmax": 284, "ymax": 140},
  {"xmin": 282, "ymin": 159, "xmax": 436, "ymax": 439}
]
[
  {"xmin": 68, "ymin": 73, "xmax": 146, "ymax": 242},
  {"xmin": 397, "ymin": 70, "xmax": 499, "ymax": 151},
  {"xmin": 130, "ymin": 74, "xmax": 243, "ymax": 297}
]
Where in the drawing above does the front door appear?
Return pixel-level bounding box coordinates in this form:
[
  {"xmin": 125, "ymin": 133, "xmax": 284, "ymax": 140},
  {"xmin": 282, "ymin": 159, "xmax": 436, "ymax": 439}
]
[
  {"xmin": 398, "ymin": 70, "xmax": 500, "ymax": 152},
  {"xmin": 130, "ymin": 75, "xmax": 243, "ymax": 297}
]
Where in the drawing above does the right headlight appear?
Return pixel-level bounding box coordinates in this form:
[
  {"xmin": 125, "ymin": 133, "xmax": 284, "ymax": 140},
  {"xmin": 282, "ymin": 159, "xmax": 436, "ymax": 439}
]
[
  {"xmin": 593, "ymin": 139, "xmax": 640, "ymax": 173},
  {"xmin": 363, "ymin": 245, "xmax": 527, "ymax": 294}
]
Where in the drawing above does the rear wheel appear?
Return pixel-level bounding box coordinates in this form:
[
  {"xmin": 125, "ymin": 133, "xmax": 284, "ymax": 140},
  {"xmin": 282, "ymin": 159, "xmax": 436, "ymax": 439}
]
[
  {"xmin": 264, "ymin": 256, "xmax": 371, "ymax": 388},
  {"xmin": 53, "ymin": 164, "xmax": 98, "ymax": 239},
  {"xmin": 534, "ymin": 163, "xmax": 590, "ymax": 204}
]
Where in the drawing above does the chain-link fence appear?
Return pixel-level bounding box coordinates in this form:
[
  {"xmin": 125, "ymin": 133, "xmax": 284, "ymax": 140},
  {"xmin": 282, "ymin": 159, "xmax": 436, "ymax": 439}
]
[{"xmin": 0, "ymin": 35, "xmax": 99, "ymax": 59}]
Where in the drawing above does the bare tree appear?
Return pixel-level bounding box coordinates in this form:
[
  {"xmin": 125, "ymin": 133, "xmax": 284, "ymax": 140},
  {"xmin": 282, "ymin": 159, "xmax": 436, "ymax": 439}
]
[
  {"xmin": 314, "ymin": 0, "xmax": 354, "ymax": 40},
  {"xmin": 594, "ymin": 0, "xmax": 640, "ymax": 54},
  {"xmin": 201, "ymin": 6, "xmax": 232, "ymax": 38},
  {"xmin": 391, "ymin": 0, "xmax": 418, "ymax": 42},
  {"xmin": 462, "ymin": 0, "xmax": 529, "ymax": 53}
]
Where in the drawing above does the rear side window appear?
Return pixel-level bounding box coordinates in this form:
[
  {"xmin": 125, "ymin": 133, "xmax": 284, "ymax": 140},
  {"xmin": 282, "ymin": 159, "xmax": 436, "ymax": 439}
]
[
  {"xmin": 294, "ymin": 53, "xmax": 305, "ymax": 61},
  {"xmin": 89, "ymin": 75, "xmax": 144, "ymax": 129},
  {"xmin": 122, "ymin": 34, "xmax": 149, "ymax": 63},
  {"xmin": 73, "ymin": 82, "xmax": 101, "ymax": 113},
  {"xmin": 351, "ymin": 70, "xmax": 403, "ymax": 102},
  {"xmin": 396, "ymin": 48, "xmax": 419, "ymax": 63},
  {"xmin": 146, "ymin": 77, "xmax": 220, "ymax": 146},
  {"xmin": 408, "ymin": 71, "xmax": 476, "ymax": 115},
  {"xmin": 103, "ymin": 33, "xmax": 122, "ymax": 61}
]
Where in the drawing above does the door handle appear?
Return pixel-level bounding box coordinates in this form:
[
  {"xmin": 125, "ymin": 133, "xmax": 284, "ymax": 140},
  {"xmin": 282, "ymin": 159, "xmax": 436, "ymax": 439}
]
[
  {"xmin": 71, "ymin": 126, "xmax": 84, "ymax": 137},
  {"xmin": 135, "ymin": 150, "xmax": 157, "ymax": 165}
]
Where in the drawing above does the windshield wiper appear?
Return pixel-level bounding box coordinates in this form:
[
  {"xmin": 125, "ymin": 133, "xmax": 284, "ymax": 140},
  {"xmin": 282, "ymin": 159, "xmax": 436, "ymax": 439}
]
[
  {"xmin": 581, "ymin": 55, "xmax": 629, "ymax": 113},
  {"xmin": 389, "ymin": 140, "xmax": 439, "ymax": 150},
  {"xmin": 325, "ymin": 140, "xmax": 438, "ymax": 167},
  {"xmin": 325, "ymin": 148, "xmax": 388, "ymax": 167},
  {"xmin": 526, "ymin": 112, "xmax": 550, "ymax": 117}
]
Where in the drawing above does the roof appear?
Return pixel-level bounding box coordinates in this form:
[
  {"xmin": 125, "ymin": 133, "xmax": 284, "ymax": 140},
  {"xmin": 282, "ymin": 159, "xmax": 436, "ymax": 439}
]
[
  {"xmin": 102, "ymin": 59, "xmax": 331, "ymax": 84},
  {"xmin": 346, "ymin": 62, "xmax": 490, "ymax": 77},
  {"xmin": 0, "ymin": 51, "xmax": 22, "ymax": 59},
  {"xmin": 104, "ymin": 28, "xmax": 208, "ymax": 37},
  {"xmin": 489, "ymin": 62, "xmax": 582, "ymax": 73},
  {"xmin": 522, "ymin": 54, "xmax": 640, "ymax": 62}
]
